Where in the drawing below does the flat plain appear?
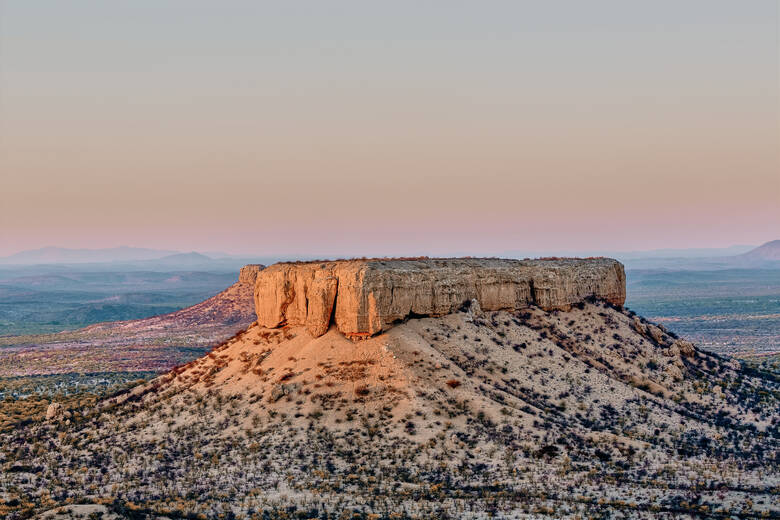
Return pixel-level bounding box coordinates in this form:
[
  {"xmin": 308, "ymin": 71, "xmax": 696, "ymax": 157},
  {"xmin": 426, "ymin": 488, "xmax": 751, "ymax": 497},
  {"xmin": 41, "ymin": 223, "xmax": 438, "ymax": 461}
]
[{"xmin": 626, "ymin": 268, "xmax": 780, "ymax": 356}]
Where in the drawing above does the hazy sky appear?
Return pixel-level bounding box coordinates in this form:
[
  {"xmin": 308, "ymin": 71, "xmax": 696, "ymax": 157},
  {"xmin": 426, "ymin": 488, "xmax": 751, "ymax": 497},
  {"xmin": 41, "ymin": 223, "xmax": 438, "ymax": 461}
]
[{"xmin": 1, "ymin": 1, "xmax": 778, "ymax": 257}]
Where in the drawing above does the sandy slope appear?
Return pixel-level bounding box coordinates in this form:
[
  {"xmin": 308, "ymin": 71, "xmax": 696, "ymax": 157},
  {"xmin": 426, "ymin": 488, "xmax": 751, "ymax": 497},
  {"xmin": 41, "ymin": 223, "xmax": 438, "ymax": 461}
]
[{"xmin": 8, "ymin": 301, "xmax": 775, "ymax": 517}]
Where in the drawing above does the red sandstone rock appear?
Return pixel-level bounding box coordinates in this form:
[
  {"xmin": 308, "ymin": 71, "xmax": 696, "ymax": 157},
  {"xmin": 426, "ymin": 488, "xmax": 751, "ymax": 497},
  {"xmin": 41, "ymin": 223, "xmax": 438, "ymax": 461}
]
[{"xmin": 255, "ymin": 258, "xmax": 626, "ymax": 338}]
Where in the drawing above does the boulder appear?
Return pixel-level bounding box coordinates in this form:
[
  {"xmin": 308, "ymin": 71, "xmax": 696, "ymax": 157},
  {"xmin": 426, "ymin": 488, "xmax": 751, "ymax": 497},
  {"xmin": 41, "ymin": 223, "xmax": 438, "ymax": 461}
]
[
  {"xmin": 631, "ymin": 317, "xmax": 647, "ymax": 335},
  {"xmin": 45, "ymin": 402, "xmax": 63, "ymax": 421},
  {"xmin": 663, "ymin": 344, "xmax": 680, "ymax": 357},
  {"xmin": 665, "ymin": 364, "xmax": 683, "ymax": 382},
  {"xmin": 673, "ymin": 339, "xmax": 696, "ymax": 358},
  {"xmin": 255, "ymin": 257, "xmax": 626, "ymax": 338},
  {"xmin": 463, "ymin": 298, "xmax": 483, "ymax": 322},
  {"xmin": 646, "ymin": 325, "xmax": 666, "ymax": 345},
  {"xmin": 269, "ymin": 382, "xmax": 301, "ymax": 402}
]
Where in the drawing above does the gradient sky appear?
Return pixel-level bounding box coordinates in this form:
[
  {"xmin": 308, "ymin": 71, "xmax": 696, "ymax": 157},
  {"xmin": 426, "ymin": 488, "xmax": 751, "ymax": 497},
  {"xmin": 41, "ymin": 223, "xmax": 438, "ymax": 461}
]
[{"xmin": 1, "ymin": 1, "xmax": 778, "ymax": 258}]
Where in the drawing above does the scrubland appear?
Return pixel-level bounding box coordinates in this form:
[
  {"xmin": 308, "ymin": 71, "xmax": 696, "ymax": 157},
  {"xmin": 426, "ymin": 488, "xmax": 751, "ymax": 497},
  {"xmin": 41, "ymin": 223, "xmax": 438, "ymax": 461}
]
[{"xmin": 0, "ymin": 301, "xmax": 777, "ymax": 518}]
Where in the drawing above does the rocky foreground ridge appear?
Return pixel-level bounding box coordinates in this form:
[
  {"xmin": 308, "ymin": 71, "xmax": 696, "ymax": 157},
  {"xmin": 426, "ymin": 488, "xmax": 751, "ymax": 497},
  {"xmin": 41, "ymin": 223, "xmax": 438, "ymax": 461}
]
[{"xmin": 255, "ymin": 257, "xmax": 626, "ymax": 338}]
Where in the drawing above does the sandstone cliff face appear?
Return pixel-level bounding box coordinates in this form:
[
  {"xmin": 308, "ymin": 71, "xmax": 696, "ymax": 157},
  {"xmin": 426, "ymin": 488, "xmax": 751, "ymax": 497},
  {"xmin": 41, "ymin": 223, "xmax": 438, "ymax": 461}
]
[
  {"xmin": 239, "ymin": 264, "xmax": 265, "ymax": 285},
  {"xmin": 255, "ymin": 258, "xmax": 626, "ymax": 338}
]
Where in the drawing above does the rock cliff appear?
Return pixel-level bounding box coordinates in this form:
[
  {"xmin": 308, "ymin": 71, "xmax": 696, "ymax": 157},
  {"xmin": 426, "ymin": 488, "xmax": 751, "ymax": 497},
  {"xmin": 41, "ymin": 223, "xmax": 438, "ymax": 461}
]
[
  {"xmin": 239, "ymin": 264, "xmax": 264, "ymax": 285},
  {"xmin": 254, "ymin": 258, "xmax": 625, "ymax": 338}
]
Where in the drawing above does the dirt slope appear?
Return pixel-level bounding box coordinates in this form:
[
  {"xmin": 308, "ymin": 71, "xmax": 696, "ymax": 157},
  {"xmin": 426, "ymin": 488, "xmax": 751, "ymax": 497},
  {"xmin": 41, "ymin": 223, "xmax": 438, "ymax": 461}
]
[{"xmin": 4, "ymin": 300, "xmax": 777, "ymax": 518}]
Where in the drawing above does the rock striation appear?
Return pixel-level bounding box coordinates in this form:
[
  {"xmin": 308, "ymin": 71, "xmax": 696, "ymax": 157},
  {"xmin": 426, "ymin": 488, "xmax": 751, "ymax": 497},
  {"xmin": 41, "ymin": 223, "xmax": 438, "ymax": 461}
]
[{"xmin": 254, "ymin": 258, "xmax": 626, "ymax": 338}]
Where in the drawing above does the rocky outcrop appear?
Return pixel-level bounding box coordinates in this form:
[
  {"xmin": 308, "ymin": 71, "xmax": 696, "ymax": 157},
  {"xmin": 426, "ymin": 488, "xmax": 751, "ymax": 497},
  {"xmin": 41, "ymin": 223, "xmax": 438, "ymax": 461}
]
[
  {"xmin": 46, "ymin": 402, "xmax": 63, "ymax": 421},
  {"xmin": 239, "ymin": 264, "xmax": 265, "ymax": 285},
  {"xmin": 665, "ymin": 364, "xmax": 684, "ymax": 381},
  {"xmin": 646, "ymin": 324, "xmax": 667, "ymax": 345},
  {"xmin": 269, "ymin": 382, "xmax": 301, "ymax": 402},
  {"xmin": 672, "ymin": 339, "xmax": 695, "ymax": 358},
  {"xmin": 255, "ymin": 258, "xmax": 626, "ymax": 338},
  {"xmin": 631, "ymin": 317, "xmax": 647, "ymax": 335}
]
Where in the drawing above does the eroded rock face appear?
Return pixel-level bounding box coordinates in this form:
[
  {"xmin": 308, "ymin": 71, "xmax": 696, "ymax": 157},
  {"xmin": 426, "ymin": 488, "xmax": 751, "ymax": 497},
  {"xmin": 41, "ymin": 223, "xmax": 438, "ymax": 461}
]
[
  {"xmin": 255, "ymin": 258, "xmax": 626, "ymax": 338},
  {"xmin": 239, "ymin": 264, "xmax": 265, "ymax": 285}
]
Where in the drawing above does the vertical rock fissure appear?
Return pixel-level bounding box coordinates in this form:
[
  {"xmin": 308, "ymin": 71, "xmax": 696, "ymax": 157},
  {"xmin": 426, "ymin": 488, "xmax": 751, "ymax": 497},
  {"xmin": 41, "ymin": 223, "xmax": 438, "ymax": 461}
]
[
  {"xmin": 328, "ymin": 278, "xmax": 339, "ymax": 331},
  {"xmin": 279, "ymin": 283, "xmax": 296, "ymax": 326},
  {"xmin": 304, "ymin": 283, "xmax": 310, "ymax": 321}
]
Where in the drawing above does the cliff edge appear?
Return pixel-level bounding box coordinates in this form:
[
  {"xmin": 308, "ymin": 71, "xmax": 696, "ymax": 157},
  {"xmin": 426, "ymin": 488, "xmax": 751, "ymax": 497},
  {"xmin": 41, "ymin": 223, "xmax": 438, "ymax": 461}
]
[
  {"xmin": 254, "ymin": 258, "xmax": 625, "ymax": 338},
  {"xmin": 238, "ymin": 264, "xmax": 264, "ymax": 285}
]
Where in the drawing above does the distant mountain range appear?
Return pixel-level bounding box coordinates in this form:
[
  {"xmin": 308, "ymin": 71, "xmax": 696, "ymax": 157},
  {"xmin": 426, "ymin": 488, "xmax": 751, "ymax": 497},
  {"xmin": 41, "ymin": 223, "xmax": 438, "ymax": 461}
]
[
  {"xmin": 0, "ymin": 247, "xmax": 278, "ymax": 270},
  {"xmin": 617, "ymin": 240, "xmax": 780, "ymax": 270},
  {"xmin": 0, "ymin": 246, "xmax": 182, "ymax": 264},
  {"xmin": 2, "ymin": 241, "xmax": 778, "ymax": 269}
]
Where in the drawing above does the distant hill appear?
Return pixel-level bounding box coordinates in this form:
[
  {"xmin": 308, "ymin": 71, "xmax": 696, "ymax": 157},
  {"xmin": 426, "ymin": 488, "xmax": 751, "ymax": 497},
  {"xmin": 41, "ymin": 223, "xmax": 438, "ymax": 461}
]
[
  {"xmin": 0, "ymin": 247, "xmax": 279, "ymax": 273},
  {"xmin": 147, "ymin": 251, "xmax": 214, "ymax": 265},
  {"xmin": 618, "ymin": 241, "xmax": 780, "ymax": 270},
  {"xmin": 0, "ymin": 246, "xmax": 180, "ymax": 265},
  {"xmin": 741, "ymin": 240, "xmax": 780, "ymax": 261}
]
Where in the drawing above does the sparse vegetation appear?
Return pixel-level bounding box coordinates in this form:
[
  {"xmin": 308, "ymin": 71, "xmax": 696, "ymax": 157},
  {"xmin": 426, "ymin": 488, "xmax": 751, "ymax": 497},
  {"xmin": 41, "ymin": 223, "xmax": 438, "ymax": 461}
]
[{"xmin": 0, "ymin": 301, "xmax": 777, "ymax": 519}]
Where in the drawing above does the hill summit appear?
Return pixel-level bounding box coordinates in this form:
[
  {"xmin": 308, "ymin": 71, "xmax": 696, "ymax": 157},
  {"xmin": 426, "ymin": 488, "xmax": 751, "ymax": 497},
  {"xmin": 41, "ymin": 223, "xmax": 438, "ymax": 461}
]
[
  {"xmin": 2, "ymin": 257, "xmax": 778, "ymax": 519},
  {"xmin": 741, "ymin": 239, "xmax": 780, "ymax": 261}
]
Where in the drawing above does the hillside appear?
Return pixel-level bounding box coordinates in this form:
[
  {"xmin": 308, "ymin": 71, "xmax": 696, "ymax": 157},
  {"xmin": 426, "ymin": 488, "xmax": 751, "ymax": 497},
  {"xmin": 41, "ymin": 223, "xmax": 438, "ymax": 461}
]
[
  {"xmin": 1, "ymin": 258, "xmax": 777, "ymax": 518},
  {"xmin": 0, "ymin": 265, "xmax": 264, "ymax": 375},
  {"xmin": 741, "ymin": 240, "xmax": 780, "ymax": 261}
]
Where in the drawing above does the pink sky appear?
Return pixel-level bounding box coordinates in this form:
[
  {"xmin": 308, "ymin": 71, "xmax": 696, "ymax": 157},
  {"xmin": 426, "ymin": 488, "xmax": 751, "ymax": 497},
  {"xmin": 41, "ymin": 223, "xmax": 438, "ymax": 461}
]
[{"xmin": 1, "ymin": 1, "xmax": 778, "ymax": 257}]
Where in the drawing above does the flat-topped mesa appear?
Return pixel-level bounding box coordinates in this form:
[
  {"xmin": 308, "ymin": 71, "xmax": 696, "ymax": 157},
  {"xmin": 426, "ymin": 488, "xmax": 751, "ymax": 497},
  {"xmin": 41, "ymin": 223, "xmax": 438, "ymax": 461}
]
[{"xmin": 254, "ymin": 258, "xmax": 626, "ymax": 339}]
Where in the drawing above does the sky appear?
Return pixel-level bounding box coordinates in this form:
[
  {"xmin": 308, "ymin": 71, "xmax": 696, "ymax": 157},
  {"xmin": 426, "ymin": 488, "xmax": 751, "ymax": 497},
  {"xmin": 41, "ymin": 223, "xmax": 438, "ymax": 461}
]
[{"xmin": 1, "ymin": 1, "xmax": 778, "ymax": 258}]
